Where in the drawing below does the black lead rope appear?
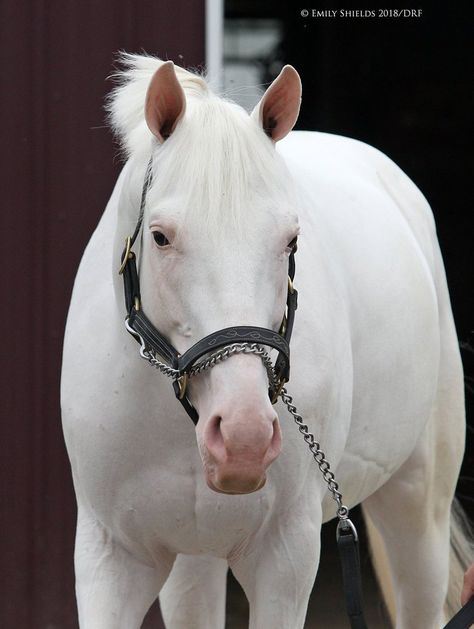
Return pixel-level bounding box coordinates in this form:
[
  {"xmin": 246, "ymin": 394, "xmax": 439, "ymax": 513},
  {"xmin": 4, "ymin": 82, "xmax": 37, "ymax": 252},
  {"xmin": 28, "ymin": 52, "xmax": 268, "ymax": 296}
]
[
  {"xmin": 337, "ymin": 519, "xmax": 368, "ymax": 629},
  {"xmin": 337, "ymin": 520, "xmax": 474, "ymax": 629},
  {"xmin": 337, "ymin": 517, "xmax": 474, "ymax": 629},
  {"xmin": 443, "ymin": 597, "xmax": 474, "ymax": 629}
]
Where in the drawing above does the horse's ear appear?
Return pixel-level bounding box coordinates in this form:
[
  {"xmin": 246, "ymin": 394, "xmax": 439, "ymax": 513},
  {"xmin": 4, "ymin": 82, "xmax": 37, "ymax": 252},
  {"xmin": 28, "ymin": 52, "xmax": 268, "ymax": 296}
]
[
  {"xmin": 251, "ymin": 65, "xmax": 302, "ymax": 143},
  {"xmin": 145, "ymin": 61, "xmax": 186, "ymax": 143}
]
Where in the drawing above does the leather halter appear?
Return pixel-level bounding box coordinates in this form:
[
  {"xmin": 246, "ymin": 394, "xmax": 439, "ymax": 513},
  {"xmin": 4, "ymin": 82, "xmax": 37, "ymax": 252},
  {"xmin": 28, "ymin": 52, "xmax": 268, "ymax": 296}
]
[{"xmin": 119, "ymin": 157, "xmax": 298, "ymax": 424}]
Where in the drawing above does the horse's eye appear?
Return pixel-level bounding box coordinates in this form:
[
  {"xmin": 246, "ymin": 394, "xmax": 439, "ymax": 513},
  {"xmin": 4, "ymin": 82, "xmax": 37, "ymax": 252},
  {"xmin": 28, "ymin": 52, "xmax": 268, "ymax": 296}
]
[
  {"xmin": 153, "ymin": 231, "xmax": 170, "ymax": 247},
  {"xmin": 287, "ymin": 236, "xmax": 298, "ymax": 251}
]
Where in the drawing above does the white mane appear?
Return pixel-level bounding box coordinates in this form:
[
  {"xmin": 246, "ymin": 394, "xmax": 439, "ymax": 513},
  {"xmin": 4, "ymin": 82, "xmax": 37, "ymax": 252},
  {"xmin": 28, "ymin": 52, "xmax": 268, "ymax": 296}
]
[
  {"xmin": 107, "ymin": 54, "xmax": 294, "ymax": 234},
  {"xmin": 107, "ymin": 53, "xmax": 209, "ymax": 158}
]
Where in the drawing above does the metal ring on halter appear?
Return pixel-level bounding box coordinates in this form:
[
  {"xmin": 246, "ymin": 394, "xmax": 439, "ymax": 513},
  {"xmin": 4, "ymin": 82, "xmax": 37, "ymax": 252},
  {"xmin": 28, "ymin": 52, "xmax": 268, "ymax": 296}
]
[
  {"xmin": 336, "ymin": 504, "xmax": 350, "ymax": 520},
  {"xmin": 271, "ymin": 376, "xmax": 286, "ymax": 404},
  {"xmin": 118, "ymin": 236, "xmax": 132, "ymax": 275},
  {"xmin": 288, "ymin": 275, "xmax": 295, "ymax": 294},
  {"xmin": 336, "ymin": 516, "xmax": 358, "ymax": 541},
  {"xmin": 177, "ymin": 373, "xmax": 188, "ymax": 399},
  {"xmin": 125, "ymin": 318, "xmax": 147, "ymax": 353}
]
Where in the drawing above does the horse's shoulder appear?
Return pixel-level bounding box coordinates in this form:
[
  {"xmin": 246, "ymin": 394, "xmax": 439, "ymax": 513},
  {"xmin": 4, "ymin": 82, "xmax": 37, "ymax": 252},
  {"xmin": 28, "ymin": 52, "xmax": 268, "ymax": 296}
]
[{"xmin": 280, "ymin": 130, "xmax": 437, "ymax": 272}]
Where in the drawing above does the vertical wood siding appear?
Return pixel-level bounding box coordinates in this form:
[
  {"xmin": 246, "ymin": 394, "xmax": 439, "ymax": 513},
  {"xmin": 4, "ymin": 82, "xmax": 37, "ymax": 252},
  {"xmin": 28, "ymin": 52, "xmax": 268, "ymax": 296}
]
[{"xmin": 0, "ymin": 2, "xmax": 204, "ymax": 627}]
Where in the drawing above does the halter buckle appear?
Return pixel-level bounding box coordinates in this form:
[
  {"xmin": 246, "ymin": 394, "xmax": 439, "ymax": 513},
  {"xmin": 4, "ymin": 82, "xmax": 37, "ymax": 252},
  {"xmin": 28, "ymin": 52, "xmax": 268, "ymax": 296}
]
[
  {"xmin": 288, "ymin": 275, "xmax": 295, "ymax": 294},
  {"xmin": 118, "ymin": 236, "xmax": 132, "ymax": 275},
  {"xmin": 176, "ymin": 373, "xmax": 188, "ymax": 399}
]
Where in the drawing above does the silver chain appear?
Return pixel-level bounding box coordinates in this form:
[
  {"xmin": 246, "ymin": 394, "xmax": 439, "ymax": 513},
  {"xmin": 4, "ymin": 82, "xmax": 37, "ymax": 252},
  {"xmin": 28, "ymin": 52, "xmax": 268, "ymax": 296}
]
[
  {"xmin": 135, "ymin": 333, "xmax": 349, "ymax": 521},
  {"xmin": 278, "ymin": 387, "xmax": 348, "ymax": 520}
]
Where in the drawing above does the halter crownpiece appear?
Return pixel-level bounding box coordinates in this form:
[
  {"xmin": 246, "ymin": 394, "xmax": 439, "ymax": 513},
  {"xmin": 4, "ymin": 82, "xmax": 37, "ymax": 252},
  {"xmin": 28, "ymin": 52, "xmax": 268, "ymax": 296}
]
[{"xmin": 119, "ymin": 155, "xmax": 298, "ymax": 425}]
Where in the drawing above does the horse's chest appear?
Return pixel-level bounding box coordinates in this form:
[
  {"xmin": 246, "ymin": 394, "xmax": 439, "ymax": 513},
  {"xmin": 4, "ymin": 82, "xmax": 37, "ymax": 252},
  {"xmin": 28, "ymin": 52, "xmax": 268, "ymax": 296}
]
[{"xmin": 100, "ymin": 461, "xmax": 274, "ymax": 558}]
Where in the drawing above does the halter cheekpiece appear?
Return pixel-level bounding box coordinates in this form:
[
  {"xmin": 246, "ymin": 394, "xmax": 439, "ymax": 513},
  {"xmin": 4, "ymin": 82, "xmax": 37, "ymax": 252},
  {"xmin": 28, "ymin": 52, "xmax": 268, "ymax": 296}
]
[{"xmin": 119, "ymin": 156, "xmax": 298, "ymax": 425}]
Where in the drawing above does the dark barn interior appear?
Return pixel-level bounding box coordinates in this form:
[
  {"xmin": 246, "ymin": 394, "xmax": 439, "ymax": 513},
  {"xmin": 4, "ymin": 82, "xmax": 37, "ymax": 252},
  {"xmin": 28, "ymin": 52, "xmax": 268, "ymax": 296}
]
[{"xmin": 1, "ymin": 1, "xmax": 471, "ymax": 627}]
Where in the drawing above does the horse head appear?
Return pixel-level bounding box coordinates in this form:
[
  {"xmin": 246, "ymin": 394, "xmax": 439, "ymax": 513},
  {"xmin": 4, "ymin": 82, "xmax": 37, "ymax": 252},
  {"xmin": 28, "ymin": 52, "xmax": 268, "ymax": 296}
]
[{"xmin": 116, "ymin": 60, "xmax": 302, "ymax": 494}]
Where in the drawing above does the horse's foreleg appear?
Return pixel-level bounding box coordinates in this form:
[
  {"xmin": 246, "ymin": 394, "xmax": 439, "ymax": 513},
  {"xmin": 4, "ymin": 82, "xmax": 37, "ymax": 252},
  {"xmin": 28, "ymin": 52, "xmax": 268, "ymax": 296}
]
[
  {"xmin": 362, "ymin": 415, "xmax": 463, "ymax": 629},
  {"xmin": 159, "ymin": 554, "xmax": 228, "ymax": 629},
  {"xmin": 230, "ymin": 507, "xmax": 321, "ymax": 629},
  {"xmin": 362, "ymin": 268, "xmax": 465, "ymax": 629},
  {"xmin": 74, "ymin": 511, "xmax": 175, "ymax": 629}
]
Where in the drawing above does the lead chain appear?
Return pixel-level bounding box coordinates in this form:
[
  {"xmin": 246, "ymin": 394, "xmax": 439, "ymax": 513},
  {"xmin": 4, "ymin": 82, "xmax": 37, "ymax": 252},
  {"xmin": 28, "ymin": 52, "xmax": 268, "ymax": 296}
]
[
  {"xmin": 278, "ymin": 387, "xmax": 349, "ymax": 520},
  {"xmin": 137, "ymin": 337, "xmax": 349, "ymax": 521}
]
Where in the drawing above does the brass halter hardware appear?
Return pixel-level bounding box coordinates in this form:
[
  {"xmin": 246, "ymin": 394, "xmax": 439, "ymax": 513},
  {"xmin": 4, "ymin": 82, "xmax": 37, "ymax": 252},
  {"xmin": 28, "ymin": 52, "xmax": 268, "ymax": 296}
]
[
  {"xmin": 271, "ymin": 377, "xmax": 286, "ymax": 404},
  {"xmin": 177, "ymin": 373, "xmax": 188, "ymax": 399},
  {"xmin": 118, "ymin": 236, "xmax": 132, "ymax": 275},
  {"xmin": 279, "ymin": 277, "xmax": 296, "ymax": 336},
  {"xmin": 288, "ymin": 275, "xmax": 295, "ymax": 295}
]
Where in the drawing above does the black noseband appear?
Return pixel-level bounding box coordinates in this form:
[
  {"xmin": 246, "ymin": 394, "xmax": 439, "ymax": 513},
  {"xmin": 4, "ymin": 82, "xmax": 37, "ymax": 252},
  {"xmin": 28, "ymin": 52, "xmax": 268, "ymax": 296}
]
[{"xmin": 120, "ymin": 156, "xmax": 298, "ymax": 424}]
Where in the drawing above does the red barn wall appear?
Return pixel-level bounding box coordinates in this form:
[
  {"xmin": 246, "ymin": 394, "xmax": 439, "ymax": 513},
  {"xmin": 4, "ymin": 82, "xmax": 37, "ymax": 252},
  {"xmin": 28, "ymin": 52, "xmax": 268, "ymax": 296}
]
[{"xmin": 0, "ymin": 2, "xmax": 204, "ymax": 627}]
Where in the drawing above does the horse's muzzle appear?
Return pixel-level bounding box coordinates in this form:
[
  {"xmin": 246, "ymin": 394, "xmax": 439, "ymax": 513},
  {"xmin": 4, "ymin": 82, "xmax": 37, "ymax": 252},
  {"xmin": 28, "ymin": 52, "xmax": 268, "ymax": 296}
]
[{"xmin": 199, "ymin": 412, "xmax": 282, "ymax": 495}]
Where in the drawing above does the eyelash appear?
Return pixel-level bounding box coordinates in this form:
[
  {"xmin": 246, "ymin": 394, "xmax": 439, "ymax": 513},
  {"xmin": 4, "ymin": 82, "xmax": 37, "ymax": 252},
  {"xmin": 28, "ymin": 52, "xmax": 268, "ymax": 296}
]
[{"xmin": 152, "ymin": 231, "xmax": 170, "ymax": 247}]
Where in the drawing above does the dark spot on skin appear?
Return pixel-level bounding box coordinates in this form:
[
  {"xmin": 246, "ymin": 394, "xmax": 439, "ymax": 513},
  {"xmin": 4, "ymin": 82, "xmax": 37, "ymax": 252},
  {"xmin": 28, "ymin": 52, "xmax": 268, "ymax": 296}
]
[{"xmin": 265, "ymin": 117, "xmax": 277, "ymax": 138}]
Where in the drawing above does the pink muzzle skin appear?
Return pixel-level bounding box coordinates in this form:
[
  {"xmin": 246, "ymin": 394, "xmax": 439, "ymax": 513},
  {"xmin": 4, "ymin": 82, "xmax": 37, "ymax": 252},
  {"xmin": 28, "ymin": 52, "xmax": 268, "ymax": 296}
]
[{"xmin": 199, "ymin": 409, "xmax": 282, "ymax": 495}]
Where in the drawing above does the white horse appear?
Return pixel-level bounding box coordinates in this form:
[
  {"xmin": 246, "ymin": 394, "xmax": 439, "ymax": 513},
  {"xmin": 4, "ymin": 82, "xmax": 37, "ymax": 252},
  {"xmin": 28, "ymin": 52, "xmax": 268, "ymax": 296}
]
[{"xmin": 61, "ymin": 54, "xmax": 468, "ymax": 628}]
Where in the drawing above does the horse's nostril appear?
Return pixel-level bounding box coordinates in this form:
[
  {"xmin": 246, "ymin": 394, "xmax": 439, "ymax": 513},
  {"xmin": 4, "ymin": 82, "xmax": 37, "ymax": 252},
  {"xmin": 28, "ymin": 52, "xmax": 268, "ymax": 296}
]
[
  {"xmin": 204, "ymin": 415, "xmax": 226, "ymax": 460},
  {"xmin": 266, "ymin": 417, "xmax": 281, "ymax": 460},
  {"xmin": 209, "ymin": 415, "xmax": 222, "ymax": 438}
]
